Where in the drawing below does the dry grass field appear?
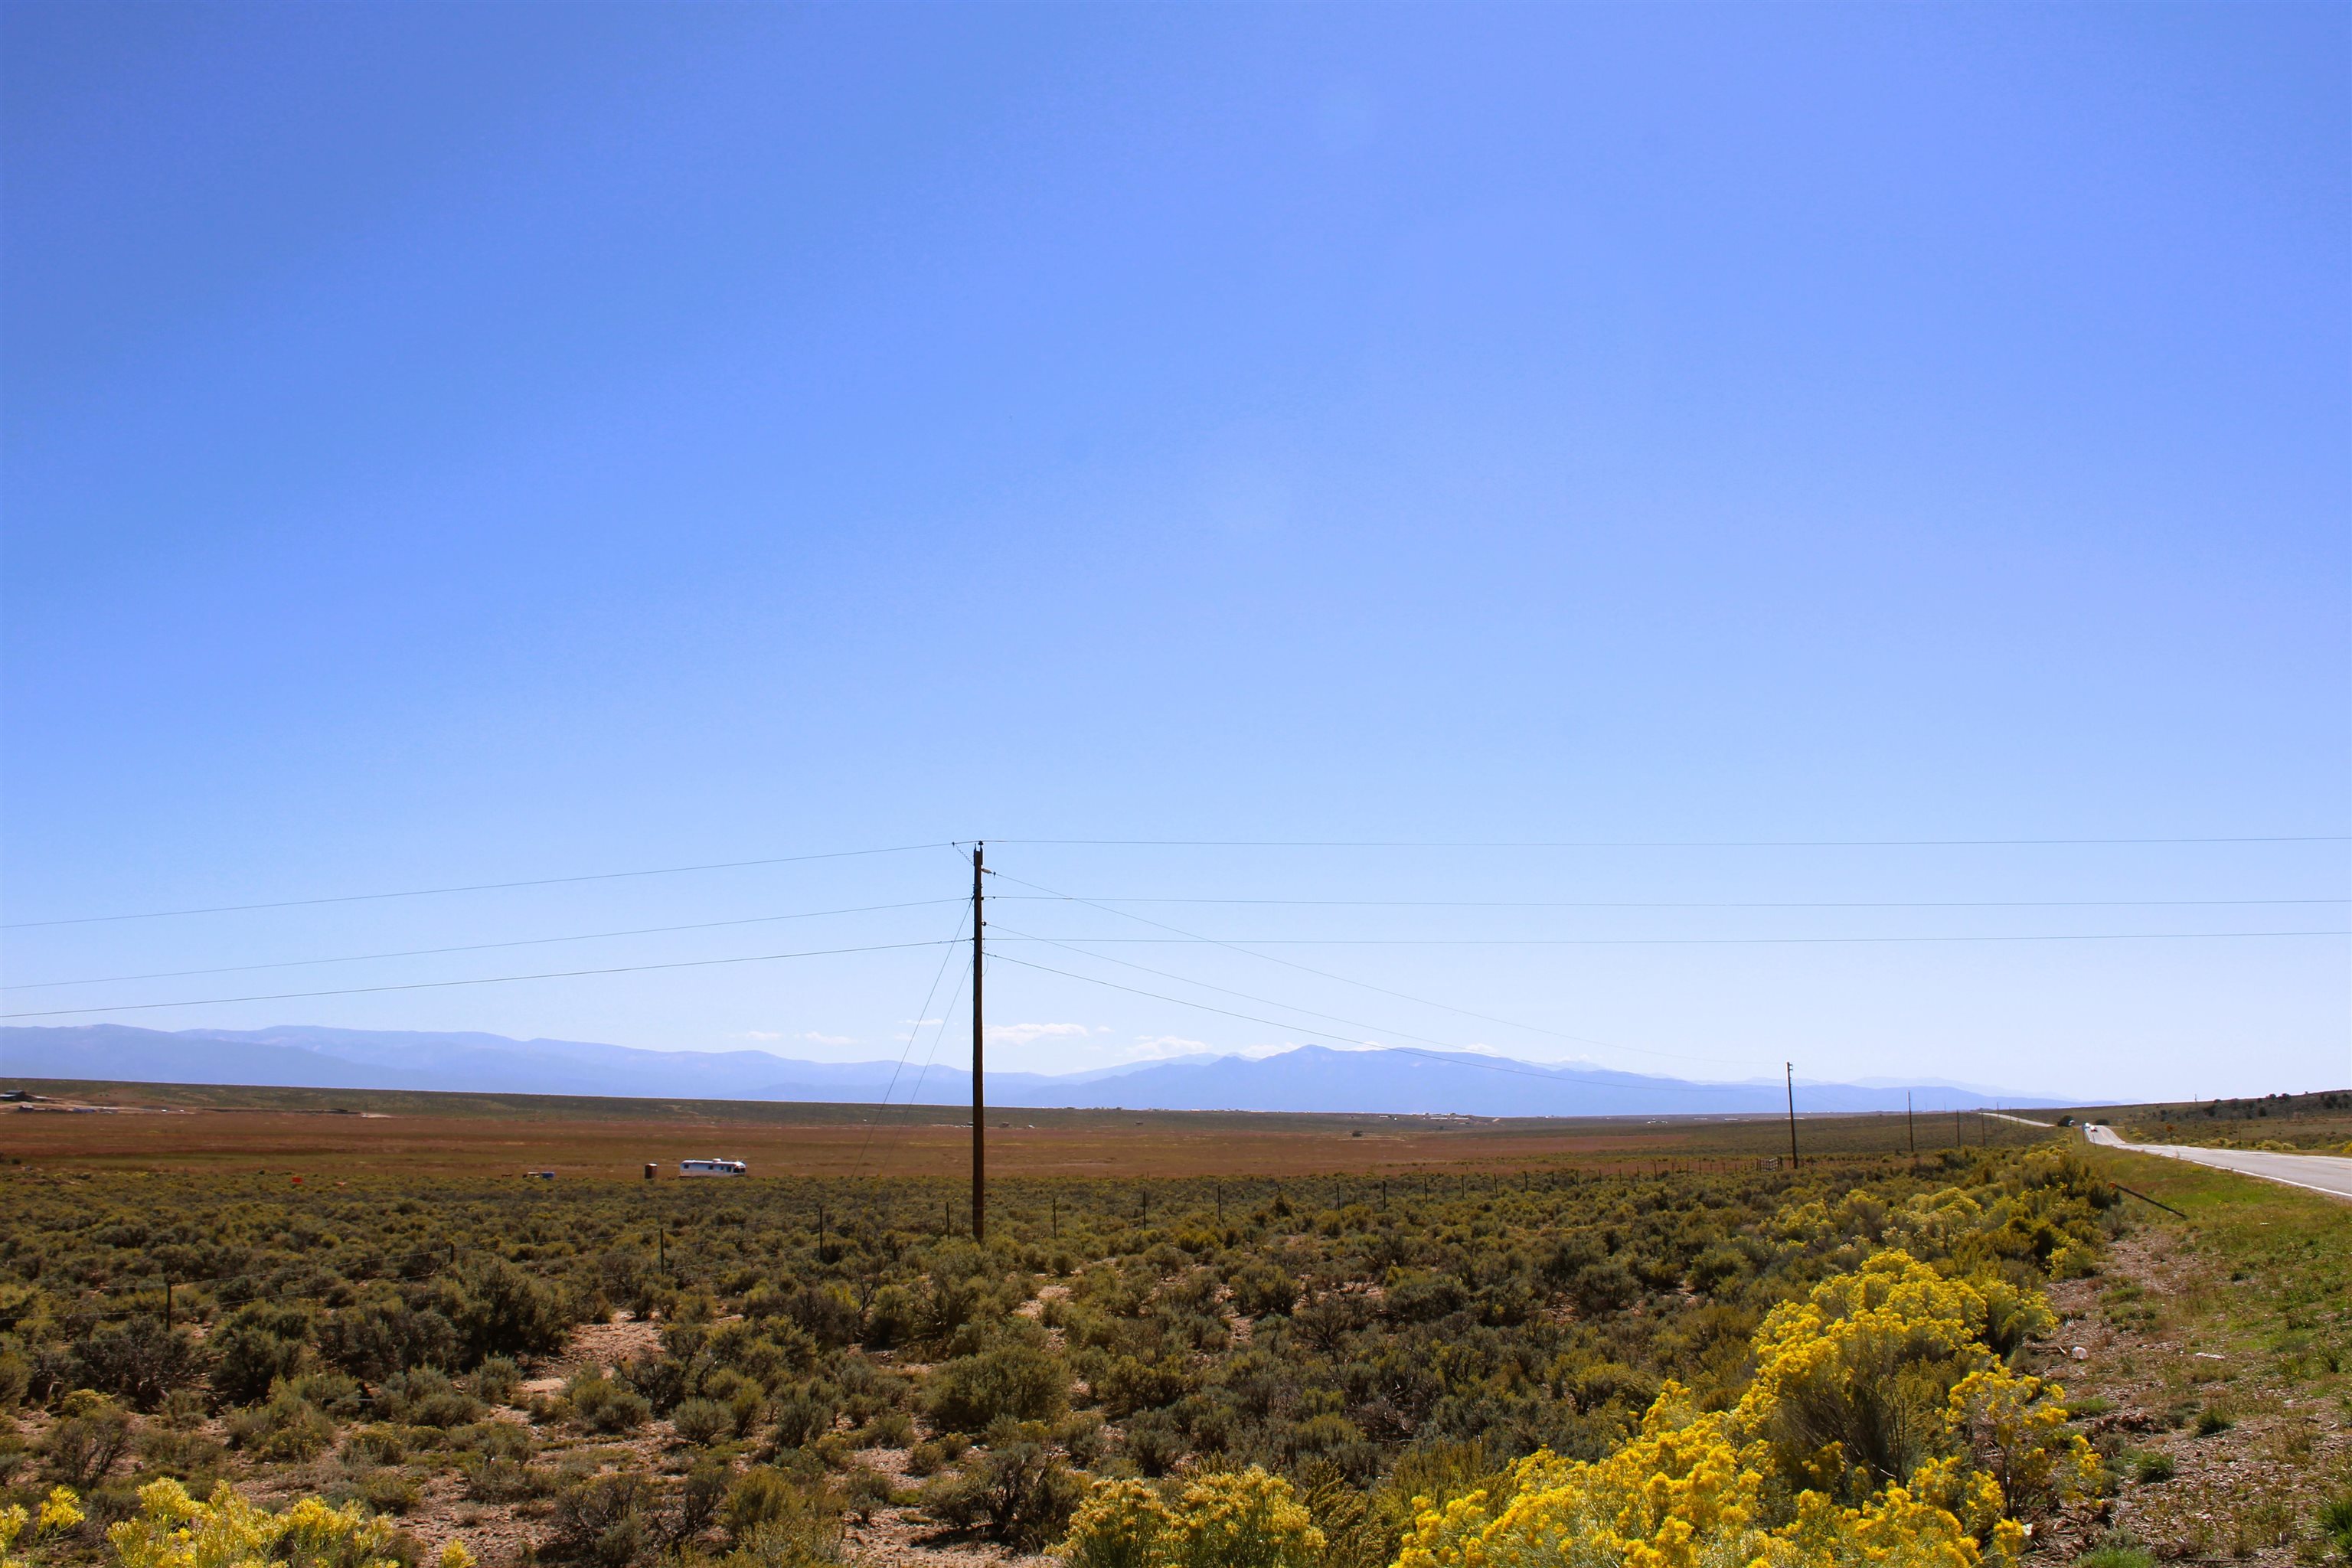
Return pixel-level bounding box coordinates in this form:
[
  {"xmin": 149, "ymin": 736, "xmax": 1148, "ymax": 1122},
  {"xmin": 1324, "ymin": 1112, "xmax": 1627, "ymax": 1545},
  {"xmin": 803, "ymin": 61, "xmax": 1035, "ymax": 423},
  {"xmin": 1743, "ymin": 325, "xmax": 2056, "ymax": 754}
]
[
  {"xmin": 2082, "ymin": 1089, "xmax": 2352, "ymax": 1152},
  {"xmin": 0, "ymin": 1077, "xmax": 2049, "ymax": 1181}
]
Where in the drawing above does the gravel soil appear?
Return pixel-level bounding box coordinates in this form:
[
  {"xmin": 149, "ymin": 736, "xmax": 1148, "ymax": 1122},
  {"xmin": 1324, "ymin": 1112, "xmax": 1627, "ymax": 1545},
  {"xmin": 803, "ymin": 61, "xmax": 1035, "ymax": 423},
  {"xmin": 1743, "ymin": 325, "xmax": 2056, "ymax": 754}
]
[{"xmin": 2021, "ymin": 1224, "xmax": 2352, "ymax": 1565}]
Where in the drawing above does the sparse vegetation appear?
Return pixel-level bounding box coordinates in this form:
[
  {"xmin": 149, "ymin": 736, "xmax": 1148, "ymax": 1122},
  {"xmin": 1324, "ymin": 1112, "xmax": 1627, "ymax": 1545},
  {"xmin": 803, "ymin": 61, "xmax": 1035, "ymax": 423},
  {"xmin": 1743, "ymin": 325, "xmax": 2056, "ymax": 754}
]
[
  {"xmin": 0, "ymin": 1116, "xmax": 2135, "ymax": 1567},
  {"xmin": 8, "ymin": 1088, "xmax": 2343, "ymax": 1567}
]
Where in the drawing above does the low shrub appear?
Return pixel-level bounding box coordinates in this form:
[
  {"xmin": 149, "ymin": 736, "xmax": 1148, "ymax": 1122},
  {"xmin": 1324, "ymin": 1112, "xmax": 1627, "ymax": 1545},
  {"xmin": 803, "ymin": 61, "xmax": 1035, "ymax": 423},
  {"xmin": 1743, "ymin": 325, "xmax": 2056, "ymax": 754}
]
[
  {"xmin": 287, "ymin": 1370, "xmax": 365, "ymax": 1418},
  {"xmin": 470, "ymin": 1356, "xmax": 523, "ymax": 1406},
  {"xmin": 133, "ymin": 1423, "xmax": 230, "ymax": 1488},
  {"xmin": 568, "ymin": 1370, "xmax": 652, "ymax": 1434},
  {"xmin": 675, "ymin": 1459, "xmax": 732, "ymax": 1544},
  {"xmin": 1122, "ymin": 1410, "xmax": 1186, "ymax": 1478},
  {"xmin": 921, "ymin": 1429, "xmax": 1082, "ymax": 1550},
  {"xmin": 42, "ymin": 1391, "xmax": 135, "ymax": 1488},
  {"xmin": 448, "ymin": 1419, "xmax": 534, "ymax": 1464},
  {"xmin": 343, "ymin": 1423, "xmax": 409, "ymax": 1466},
  {"xmin": 207, "ymin": 1304, "xmax": 318, "ymax": 1408},
  {"xmin": 674, "ymin": 1397, "xmax": 733, "ymax": 1447},
  {"xmin": 549, "ymin": 1470, "xmax": 658, "ymax": 1567},
  {"xmin": 769, "ymin": 1384, "xmax": 839, "ymax": 1449},
  {"xmin": 224, "ymin": 1384, "xmax": 337, "ymax": 1462},
  {"xmin": 69, "ymin": 1318, "xmax": 203, "ymax": 1412},
  {"xmin": 923, "ymin": 1342, "xmax": 1067, "ymax": 1432},
  {"xmin": 1057, "ymin": 1467, "xmax": 1324, "ymax": 1568},
  {"xmin": 905, "ymin": 1438, "xmax": 958, "ymax": 1478},
  {"xmin": 459, "ymin": 1453, "xmax": 547, "ymax": 1503},
  {"xmin": 841, "ymin": 1465, "xmax": 893, "ymax": 1525},
  {"xmin": 446, "ymin": 1259, "xmax": 573, "ymax": 1367},
  {"xmin": 0, "ymin": 1485, "xmax": 85, "ymax": 1561},
  {"xmin": 80, "ymin": 1478, "xmax": 475, "ymax": 1568},
  {"xmin": 1058, "ymin": 1476, "xmax": 1170, "ymax": 1568},
  {"xmin": 852, "ymin": 1409, "xmax": 913, "ymax": 1449},
  {"xmin": 381, "ymin": 1367, "xmax": 485, "ymax": 1428},
  {"xmin": 358, "ymin": 1468, "xmax": 423, "ymax": 1515},
  {"xmin": 719, "ymin": 1466, "xmax": 841, "ymax": 1555},
  {"xmin": 1224, "ymin": 1264, "xmax": 1298, "ymax": 1319}
]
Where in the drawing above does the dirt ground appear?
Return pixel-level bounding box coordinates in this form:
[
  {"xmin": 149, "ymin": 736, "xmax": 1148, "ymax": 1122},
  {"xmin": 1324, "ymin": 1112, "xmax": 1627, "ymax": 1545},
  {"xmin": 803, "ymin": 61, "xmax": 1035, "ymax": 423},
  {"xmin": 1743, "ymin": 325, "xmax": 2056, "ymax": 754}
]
[
  {"xmin": 2023, "ymin": 1217, "xmax": 2352, "ymax": 1564},
  {"xmin": 0, "ymin": 1078, "xmax": 2052, "ymax": 1180}
]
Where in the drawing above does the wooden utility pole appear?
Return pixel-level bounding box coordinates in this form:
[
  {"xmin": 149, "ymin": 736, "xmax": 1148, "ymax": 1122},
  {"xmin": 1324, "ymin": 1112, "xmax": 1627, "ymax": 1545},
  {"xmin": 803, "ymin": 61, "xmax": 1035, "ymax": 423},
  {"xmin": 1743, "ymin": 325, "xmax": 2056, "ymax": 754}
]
[
  {"xmin": 972, "ymin": 844, "xmax": 986, "ymax": 1243},
  {"xmin": 1785, "ymin": 1063, "xmax": 1800, "ymax": 1170},
  {"xmin": 1907, "ymin": 1093, "xmax": 1916, "ymax": 1156}
]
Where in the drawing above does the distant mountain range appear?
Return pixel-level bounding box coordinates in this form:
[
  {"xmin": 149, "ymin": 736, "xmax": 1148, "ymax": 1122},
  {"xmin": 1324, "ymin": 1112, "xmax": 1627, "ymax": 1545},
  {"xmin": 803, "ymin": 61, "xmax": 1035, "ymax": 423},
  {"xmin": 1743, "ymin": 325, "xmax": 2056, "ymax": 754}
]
[{"xmin": 0, "ymin": 1023, "xmax": 2059, "ymax": 1116}]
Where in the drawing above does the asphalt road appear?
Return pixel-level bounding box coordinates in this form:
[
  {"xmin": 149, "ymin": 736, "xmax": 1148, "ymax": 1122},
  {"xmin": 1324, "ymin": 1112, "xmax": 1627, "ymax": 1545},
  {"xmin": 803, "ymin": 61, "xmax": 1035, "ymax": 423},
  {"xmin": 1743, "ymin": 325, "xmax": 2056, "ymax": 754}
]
[{"xmin": 2082, "ymin": 1122, "xmax": 2352, "ymax": 1202}]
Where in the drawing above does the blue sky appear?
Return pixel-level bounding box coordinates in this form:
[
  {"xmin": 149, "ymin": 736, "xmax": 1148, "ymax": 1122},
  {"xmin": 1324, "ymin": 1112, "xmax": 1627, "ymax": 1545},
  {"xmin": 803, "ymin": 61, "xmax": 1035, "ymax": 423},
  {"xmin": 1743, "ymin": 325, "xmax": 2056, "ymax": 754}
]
[{"xmin": 3, "ymin": 5, "xmax": 2345, "ymax": 1103}]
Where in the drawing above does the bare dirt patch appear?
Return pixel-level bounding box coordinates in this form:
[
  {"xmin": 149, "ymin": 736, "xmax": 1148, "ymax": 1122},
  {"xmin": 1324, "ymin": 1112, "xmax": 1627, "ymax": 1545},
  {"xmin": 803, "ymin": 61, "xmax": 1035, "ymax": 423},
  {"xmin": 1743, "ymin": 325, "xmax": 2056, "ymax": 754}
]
[
  {"xmin": 2025, "ymin": 1224, "xmax": 2352, "ymax": 1565},
  {"xmin": 563, "ymin": 1315, "xmax": 663, "ymax": 1375}
]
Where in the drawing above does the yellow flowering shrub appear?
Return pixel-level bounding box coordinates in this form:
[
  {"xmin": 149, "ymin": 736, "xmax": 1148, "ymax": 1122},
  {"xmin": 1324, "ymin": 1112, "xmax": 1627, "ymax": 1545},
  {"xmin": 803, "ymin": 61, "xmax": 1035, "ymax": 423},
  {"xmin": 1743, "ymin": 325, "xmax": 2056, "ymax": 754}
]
[
  {"xmin": 1060, "ymin": 1477, "xmax": 1176, "ymax": 1568},
  {"xmin": 15, "ymin": 1478, "xmax": 478, "ymax": 1568},
  {"xmin": 107, "ymin": 1478, "xmax": 398, "ymax": 1568},
  {"xmin": 1393, "ymin": 1252, "xmax": 2092, "ymax": 1568},
  {"xmin": 1945, "ymin": 1370, "xmax": 2099, "ymax": 1519},
  {"xmin": 2, "ymin": 1486, "xmax": 87, "ymax": 1568},
  {"xmin": 1733, "ymin": 1252, "xmax": 1994, "ymax": 1497},
  {"xmin": 1056, "ymin": 1467, "xmax": 1324, "ymax": 1568},
  {"xmin": 1778, "ymin": 1468, "xmax": 2016, "ymax": 1568},
  {"xmin": 1165, "ymin": 1468, "xmax": 1326, "ymax": 1568},
  {"xmin": 1395, "ymin": 1387, "xmax": 1774, "ymax": 1568}
]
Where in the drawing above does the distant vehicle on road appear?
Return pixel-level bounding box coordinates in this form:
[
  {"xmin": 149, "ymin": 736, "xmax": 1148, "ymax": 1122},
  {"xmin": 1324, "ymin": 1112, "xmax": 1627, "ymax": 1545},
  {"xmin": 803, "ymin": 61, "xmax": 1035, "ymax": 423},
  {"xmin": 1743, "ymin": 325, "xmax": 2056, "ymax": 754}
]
[{"xmin": 680, "ymin": 1158, "xmax": 747, "ymax": 1176}]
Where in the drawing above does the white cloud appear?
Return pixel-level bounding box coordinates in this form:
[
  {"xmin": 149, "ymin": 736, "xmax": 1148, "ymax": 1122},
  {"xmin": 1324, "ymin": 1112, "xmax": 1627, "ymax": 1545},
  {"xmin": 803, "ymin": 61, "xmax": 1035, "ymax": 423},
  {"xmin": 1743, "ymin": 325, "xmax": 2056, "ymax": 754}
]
[
  {"xmin": 1129, "ymin": 1035, "xmax": 1212, "ymax": 1059},
  {"xmin": 985, "ymin": 1021, "xmax": 1104, "ymax": 1047}
]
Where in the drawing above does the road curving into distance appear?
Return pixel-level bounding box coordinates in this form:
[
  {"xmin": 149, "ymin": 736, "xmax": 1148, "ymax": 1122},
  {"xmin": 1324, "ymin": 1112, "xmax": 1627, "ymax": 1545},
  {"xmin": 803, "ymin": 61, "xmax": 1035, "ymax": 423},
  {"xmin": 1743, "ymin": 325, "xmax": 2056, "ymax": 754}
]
[{"xmin": 2080, "ymin": 1122, "xmax": 2352, "ymax": 1203}]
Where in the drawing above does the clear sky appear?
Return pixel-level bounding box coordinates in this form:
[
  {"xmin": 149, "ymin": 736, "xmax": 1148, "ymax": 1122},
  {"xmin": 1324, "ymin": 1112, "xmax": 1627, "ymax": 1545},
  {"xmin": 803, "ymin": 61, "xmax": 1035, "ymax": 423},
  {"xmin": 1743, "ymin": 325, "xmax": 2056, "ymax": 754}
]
[{"xmin": 3, "ymin": 4, "xmax": 2346, "ymax": 1104}]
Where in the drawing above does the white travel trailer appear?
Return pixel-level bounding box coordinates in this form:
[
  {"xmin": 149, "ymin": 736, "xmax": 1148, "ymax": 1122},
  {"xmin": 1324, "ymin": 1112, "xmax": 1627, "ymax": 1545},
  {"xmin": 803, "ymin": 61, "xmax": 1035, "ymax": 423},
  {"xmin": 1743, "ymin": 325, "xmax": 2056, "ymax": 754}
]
[{"xmin": 679, "ymin": 1158, "xmax": 748, "ymax": 1177}]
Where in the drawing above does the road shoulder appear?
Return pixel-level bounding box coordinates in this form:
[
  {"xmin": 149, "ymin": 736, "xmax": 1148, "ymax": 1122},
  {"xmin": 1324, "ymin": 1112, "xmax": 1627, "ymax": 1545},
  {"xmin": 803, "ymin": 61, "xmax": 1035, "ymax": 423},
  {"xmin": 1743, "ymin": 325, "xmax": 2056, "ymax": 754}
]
[{"xmin": 2027, "ymin": 1148, "xmax": 2352, "ymax": 1564}]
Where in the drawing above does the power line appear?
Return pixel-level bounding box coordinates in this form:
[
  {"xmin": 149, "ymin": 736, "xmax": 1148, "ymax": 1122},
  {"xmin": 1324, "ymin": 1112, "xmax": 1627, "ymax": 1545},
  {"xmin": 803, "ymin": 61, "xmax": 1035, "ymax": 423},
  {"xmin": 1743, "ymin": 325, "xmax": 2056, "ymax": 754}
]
[
  {"xmin": 998, "ymin": 895, "xmax": 2350, "ymax": 911},
  {"xmin": 994, "ymin": 835, "xmax": 2350, "ymax": 849},
  {"xmin": 991, "ymin": 871, "xmax": 1750, "ymax": 1068},
  {"xmin": 988, "ymin": 920, "xmax": 1529, "ymax": 1063},
  {"xmin": 851, "ymin": 849, "xmax": 983, "ymax": 1182},
  {"xmin": 902, "ymin": 965, "xmax": 970, "ymax": 1119},
  {"xmin": 988, "ymin": 953, "xmax": 1779, "ymax": 1099},
  {"xmin": 867, "ymin": 962, "xmax": 972, "ymax": 1187},
  {"xmin": 0, "ymin": 939, "xmax": 956, "ymax": 1020},
  {"xmin": 3, "ymin": 898, "xmax": 965, "ymax": 991},
  {"xmin": 1, "ymin": 841, "xmax": 955, "ymax": 930},
  {"xmin": 992, "ymin": 929, "xmax": 2352, "ymax": 947},
  {"xmin": 850, "ymin": 903, "xmax": 971, "ymax": 1181}
]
